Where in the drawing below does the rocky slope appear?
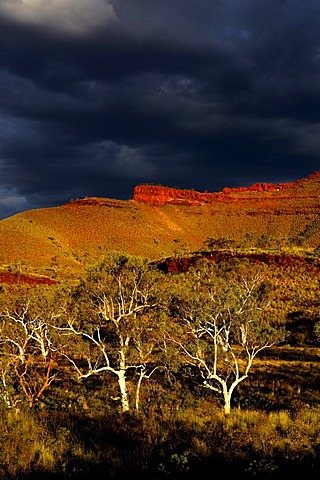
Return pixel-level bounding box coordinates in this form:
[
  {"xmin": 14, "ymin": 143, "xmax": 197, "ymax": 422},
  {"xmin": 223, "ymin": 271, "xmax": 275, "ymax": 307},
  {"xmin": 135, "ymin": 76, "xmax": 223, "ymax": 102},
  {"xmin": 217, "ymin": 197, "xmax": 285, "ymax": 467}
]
[
  {"xmin": 0, "ymin": 171, "xmax": 319, "ymax": 282},
  {"xmin": 155, "ymin": 251, "xmax": 320, "ymax": 273}
]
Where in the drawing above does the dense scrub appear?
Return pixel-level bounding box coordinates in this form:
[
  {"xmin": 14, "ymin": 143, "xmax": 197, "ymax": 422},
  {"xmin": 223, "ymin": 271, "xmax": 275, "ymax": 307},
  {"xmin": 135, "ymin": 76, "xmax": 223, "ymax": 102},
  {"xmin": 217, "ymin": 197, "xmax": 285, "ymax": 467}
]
[{"xmin": 0, "ymin": 252, "xmax": 319, "ymax": 479}]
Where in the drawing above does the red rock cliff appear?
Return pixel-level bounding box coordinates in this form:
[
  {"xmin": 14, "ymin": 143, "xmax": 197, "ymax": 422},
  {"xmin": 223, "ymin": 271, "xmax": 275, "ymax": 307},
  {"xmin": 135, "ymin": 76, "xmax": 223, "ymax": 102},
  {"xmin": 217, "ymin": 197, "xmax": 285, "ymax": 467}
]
[
  {"xmin": 132, "ymin": 185, "xmax": 221, "ymax": 206},
  {"xmin": 222, "ymin": 181, "xmax": 293, "ymax": 194},
  {"xmin": 132, "ymin": 181, "xmax": 294, "ymax": 206},
  {"xmin": 0, "ymin": 272, "xmax": 57, "ymax": 285}
]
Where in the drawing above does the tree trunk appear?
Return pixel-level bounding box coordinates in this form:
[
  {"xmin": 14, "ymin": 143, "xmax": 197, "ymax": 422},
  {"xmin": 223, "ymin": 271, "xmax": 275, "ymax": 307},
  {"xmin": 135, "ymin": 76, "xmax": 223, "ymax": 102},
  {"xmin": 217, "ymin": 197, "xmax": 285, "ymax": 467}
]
[
  {"xmin": 118, "ymin": 370, "xmax": 130, "ymax": 412},
  {"xmin": 223, "ymin": 385, "xmax": 232, "ymax": 415},
  {"xmin": 135, "ymin": 368, "xmax": 145, "ymax": 410},
  {"xmin": 224, "ymin": 397, "xmax": 231, "ymax": 415}
]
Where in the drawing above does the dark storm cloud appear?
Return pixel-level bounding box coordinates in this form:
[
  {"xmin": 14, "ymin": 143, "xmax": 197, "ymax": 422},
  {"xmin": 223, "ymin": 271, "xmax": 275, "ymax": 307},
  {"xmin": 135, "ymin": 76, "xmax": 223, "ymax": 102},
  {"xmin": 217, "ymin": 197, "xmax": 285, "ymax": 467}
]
[{"xmin": 0, "ymin": 0, "xmax": 319, "ymax": 218}]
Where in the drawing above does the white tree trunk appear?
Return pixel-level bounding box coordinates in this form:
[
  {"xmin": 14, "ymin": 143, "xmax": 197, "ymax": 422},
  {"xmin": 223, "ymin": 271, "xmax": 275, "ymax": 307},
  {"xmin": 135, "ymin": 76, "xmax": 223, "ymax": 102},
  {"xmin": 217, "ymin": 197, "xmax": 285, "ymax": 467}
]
[
  {"xmin": 223, "ymin": 391, "xmax": 231, "ymax": 415},
  {"xmin": 118, "ymin": 370, "xmax": 130, "ymax": 412},
  {"xmin": 135, "ymin": 369, "xmax": 144, "ymax": 410}
]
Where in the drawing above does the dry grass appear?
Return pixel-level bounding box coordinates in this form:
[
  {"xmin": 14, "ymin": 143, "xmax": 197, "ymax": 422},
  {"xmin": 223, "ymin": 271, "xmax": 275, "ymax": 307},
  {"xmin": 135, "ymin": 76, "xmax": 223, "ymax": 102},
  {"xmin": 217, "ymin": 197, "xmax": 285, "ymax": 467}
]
[
  {"xmin": 0, "ymin": 172, "xmax": 319, "ymax": 281},
  {"xmin": 1, "ymin": 404, "xmax": 319, "ymax": 479}
]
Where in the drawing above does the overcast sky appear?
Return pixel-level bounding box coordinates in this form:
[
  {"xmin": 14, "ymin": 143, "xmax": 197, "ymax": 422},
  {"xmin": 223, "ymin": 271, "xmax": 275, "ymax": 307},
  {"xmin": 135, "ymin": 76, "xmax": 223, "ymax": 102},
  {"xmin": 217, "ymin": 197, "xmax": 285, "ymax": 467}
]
[{"xmin": 0, "ymin": 0, "xmax": 319, "ymax": 219}]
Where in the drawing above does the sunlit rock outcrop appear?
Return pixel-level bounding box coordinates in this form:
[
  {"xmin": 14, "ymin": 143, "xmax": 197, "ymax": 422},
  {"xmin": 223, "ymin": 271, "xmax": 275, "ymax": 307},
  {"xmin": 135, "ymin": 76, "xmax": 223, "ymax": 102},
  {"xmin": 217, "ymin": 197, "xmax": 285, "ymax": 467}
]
[{"xmin": 132, "ymin": 180, "xmax": 295, "ymax": 206}]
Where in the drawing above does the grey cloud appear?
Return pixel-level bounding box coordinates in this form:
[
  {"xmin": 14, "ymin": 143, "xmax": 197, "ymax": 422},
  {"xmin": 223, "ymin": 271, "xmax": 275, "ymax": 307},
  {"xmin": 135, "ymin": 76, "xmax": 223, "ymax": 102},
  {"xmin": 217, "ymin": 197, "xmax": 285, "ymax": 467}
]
[
  {"xmin": 0, "ymin": 1, "xmax": 319, "ymax": 218},
  {"xmin": 0, "ymin": 0, "xmax": 117, "ymax": 34}
]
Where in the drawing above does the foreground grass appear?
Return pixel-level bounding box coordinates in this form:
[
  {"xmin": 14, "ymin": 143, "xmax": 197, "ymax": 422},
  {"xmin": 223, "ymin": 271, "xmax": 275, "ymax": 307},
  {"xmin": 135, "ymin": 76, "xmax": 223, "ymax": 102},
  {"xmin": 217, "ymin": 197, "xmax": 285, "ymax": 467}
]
[{"xmin": 1, "ymin": 403, "xmax": 319, "ymax": 480}]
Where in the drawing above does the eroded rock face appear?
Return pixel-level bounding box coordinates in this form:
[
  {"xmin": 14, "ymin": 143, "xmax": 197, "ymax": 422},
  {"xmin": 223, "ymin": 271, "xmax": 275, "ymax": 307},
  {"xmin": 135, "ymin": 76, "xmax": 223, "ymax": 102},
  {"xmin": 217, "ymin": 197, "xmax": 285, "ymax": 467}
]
[
  {"xmin": 155, "ymin": 252, "xmax": 320, "ymax": 273},
  {"xmin": 222, "ymin": 181, "xmax": 293, "ymax": 194},
  {"xmin": 132, "ymin": 181, "xmax": 294, "ymax": 206},
  {"xmin": 132, "ymin": 185, "xmax": 216, "ymax": 206},
  {"xmin": 0, "ymin": 272, "xmax": 57, "ymax": 285},
  {"xmin": 67, "ymin": 171, "xmax": 319, "ymax": 208}
]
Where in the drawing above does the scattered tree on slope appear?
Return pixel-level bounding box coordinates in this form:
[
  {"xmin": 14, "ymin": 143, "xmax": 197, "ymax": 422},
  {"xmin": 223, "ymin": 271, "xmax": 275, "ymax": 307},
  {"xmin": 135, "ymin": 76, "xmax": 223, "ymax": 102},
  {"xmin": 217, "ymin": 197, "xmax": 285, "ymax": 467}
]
[
  {"xmin": 57, "ymin": 253, "xmax": 168, "ymax": 413},
  {"xmin": 166, "ymin": 260, "xmax": 286, "ymax": 414}
]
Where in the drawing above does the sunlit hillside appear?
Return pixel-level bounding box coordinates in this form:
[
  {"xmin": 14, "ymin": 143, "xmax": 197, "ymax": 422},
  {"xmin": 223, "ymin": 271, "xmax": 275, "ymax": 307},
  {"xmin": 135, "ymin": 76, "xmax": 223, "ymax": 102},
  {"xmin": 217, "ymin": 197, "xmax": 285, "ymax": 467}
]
[
  {"xmin": 0, "ymin": 171, "xmax": 319, "ymax": 281},
  {"xmin": 0, "ymin": 173, "xmax": 319, "ymax": 480}
]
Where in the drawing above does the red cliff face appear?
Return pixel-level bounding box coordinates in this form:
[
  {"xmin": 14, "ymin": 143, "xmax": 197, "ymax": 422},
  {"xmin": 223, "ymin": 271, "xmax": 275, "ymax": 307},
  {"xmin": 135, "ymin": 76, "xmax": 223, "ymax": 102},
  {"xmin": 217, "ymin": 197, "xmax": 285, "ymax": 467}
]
[
  {"xmin": 155, "ymin": 252, "xmax": 320, "ymax": 273},
  {"xmin": 222, "ymin": 181, "xmax": 293, "ymax": 194},
  {"xmin": 132, "ymin": 185, "xmax": 221, "ymax": 206},
  {"xmin": 0, "ymin": 272, "xmax": 57, "ymax": 286},
  {"xmin": 132, "ymin": 181, "xmax": 294, "ymax": 206}
]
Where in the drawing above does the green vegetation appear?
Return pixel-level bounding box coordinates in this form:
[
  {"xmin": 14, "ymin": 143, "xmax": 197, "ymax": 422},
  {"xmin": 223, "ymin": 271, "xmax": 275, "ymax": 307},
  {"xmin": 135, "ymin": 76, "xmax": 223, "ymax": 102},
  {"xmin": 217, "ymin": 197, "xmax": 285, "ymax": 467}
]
[
  {"xmin": 0, "ymin": 173, "xmax": 319, "ymax": 478},
  {"xmin": 0, "ymin": 252, "xmax": 319, "ymax": 479}
]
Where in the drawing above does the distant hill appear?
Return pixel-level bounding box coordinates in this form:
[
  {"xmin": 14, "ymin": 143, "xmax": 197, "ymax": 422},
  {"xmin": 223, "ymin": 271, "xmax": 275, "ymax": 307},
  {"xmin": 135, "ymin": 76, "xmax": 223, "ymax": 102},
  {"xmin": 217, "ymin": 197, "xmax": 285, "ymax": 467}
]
[{"xmin": 0, "ymin": 171, "xmax": 319, "ymax": 281}]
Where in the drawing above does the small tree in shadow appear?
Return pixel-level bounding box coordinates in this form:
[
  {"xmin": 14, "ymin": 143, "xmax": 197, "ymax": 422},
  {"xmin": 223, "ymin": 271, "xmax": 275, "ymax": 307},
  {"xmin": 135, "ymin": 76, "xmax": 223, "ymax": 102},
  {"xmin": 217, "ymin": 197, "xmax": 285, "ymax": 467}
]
[{"xmin": 0, "ymin": 289, "xmax": 59, "ymax": 409}]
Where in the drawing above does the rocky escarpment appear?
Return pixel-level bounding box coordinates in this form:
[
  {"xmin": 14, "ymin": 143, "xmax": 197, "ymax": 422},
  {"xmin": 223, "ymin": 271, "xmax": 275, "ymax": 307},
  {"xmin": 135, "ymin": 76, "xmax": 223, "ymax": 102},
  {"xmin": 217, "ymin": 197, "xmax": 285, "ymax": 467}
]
[
  {"xmin": 0, "ymin": 272, "xmax": 57, "ymax": 286},
  {"xmin": 155, "ymin": 251, "xmax": 320, "ymax": 273},
  {"xmin": 132, "ymin": 180, "xmax": 295, "ymax": 206},
  {"xmin": 66, "ymin": 197, "xmax": 130, "ymax": 208}
]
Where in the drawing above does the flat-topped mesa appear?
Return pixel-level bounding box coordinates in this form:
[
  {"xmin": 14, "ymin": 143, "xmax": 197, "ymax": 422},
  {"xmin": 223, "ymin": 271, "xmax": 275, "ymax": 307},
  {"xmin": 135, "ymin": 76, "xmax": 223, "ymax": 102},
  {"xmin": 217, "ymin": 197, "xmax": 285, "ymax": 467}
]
[
  {"xmin": 132, "ymin": 181, "xmax": 294, "ymax": 206},
  {"xmin": 132, "ymin": 185, "xmax": 220, "ymax": 206}
]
